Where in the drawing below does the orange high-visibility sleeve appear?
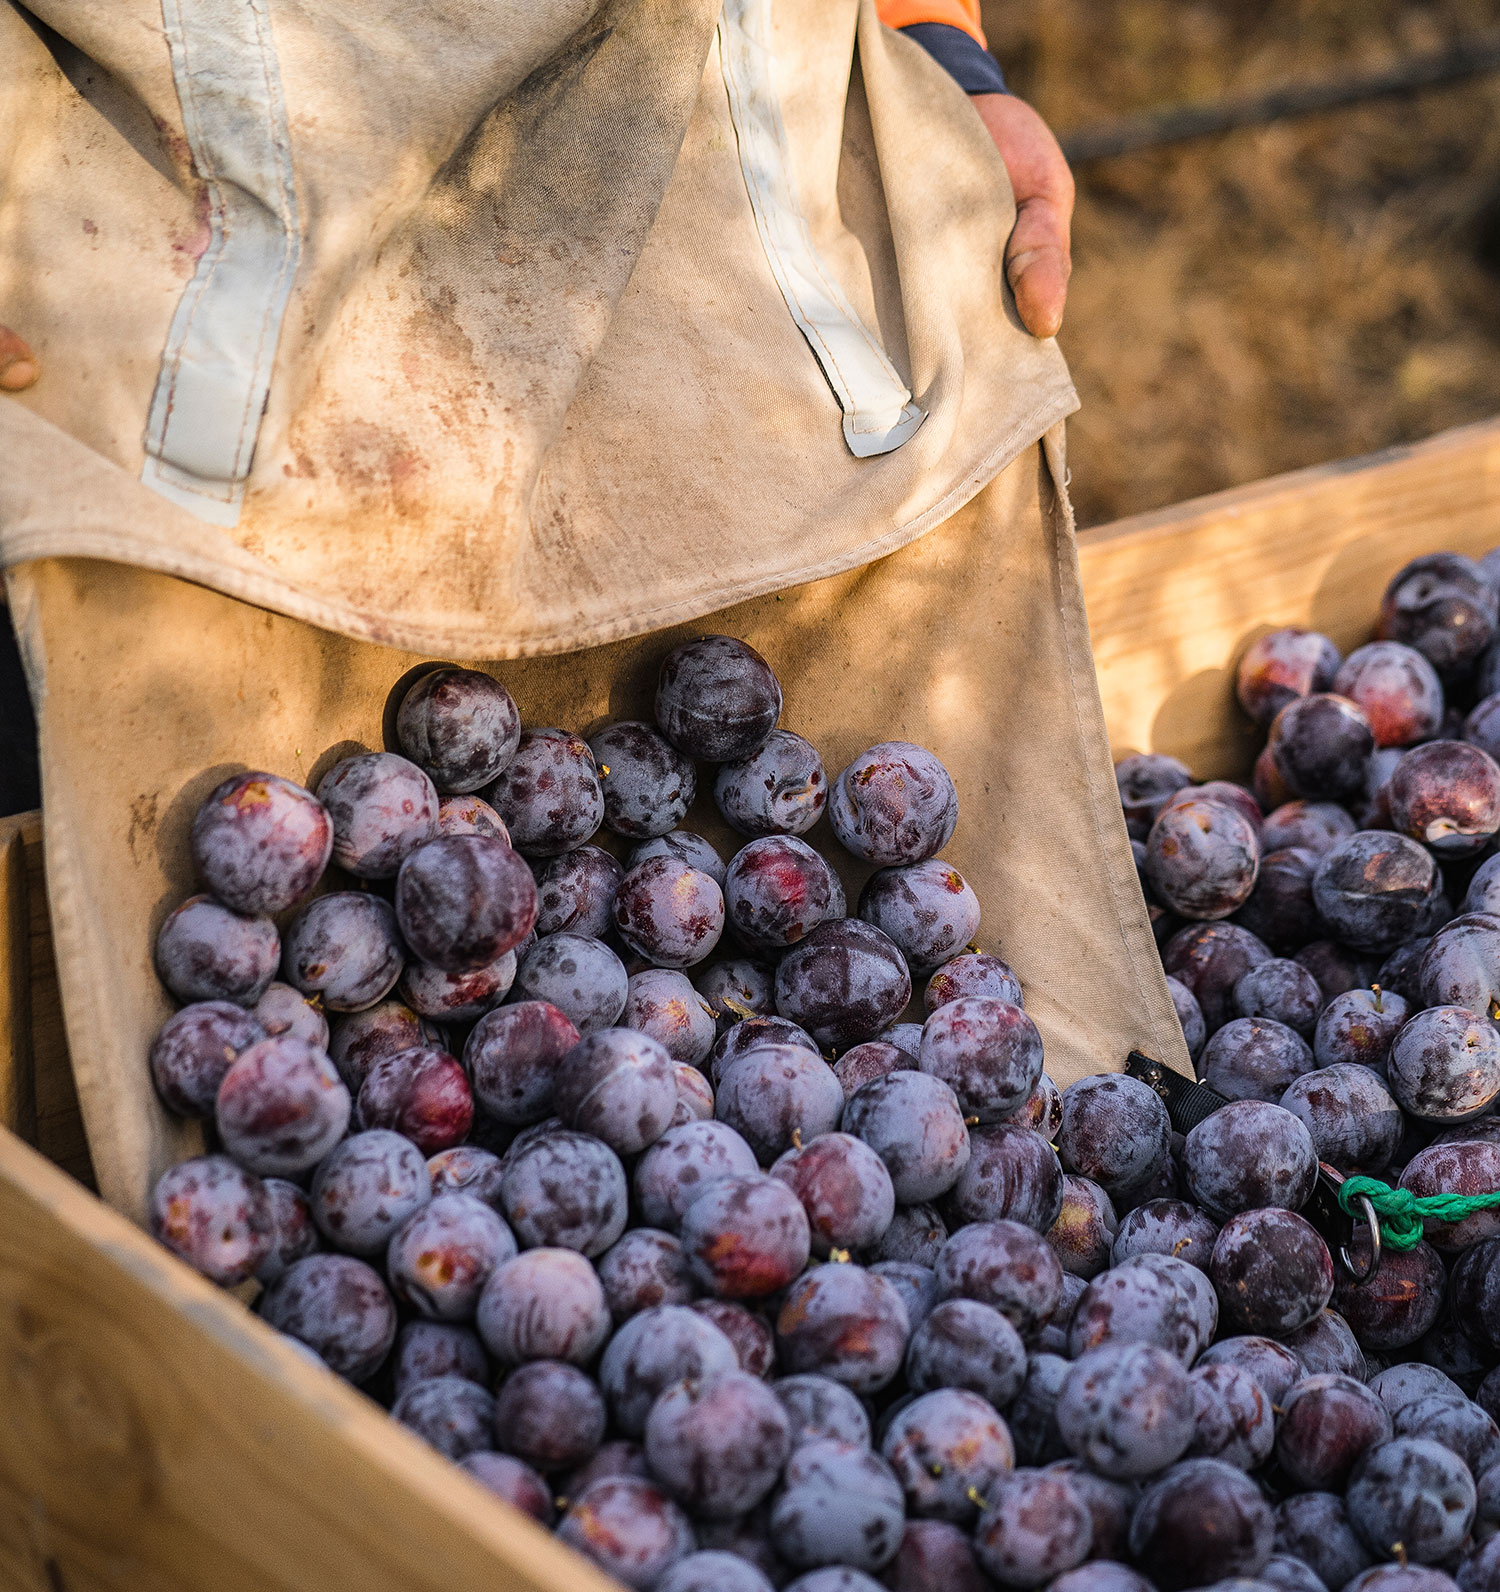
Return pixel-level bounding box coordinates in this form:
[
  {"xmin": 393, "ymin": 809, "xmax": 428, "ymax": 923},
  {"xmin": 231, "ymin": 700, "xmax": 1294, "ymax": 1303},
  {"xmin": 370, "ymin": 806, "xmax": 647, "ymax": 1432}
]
[{"xmin": 875, "ymin": 0, "xmax": 987, "ymax": 49}]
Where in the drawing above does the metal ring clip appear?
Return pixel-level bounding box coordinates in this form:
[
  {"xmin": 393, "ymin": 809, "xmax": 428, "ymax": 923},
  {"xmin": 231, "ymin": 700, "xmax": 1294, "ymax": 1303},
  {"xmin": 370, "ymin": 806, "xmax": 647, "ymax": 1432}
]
[
  {"xmin": 1340, "ymin": 1192, "xmax": 1382, "ymax": 1284},
  {"xmin": 1319, "ymin": 1162, "xmax": 1381, "ymax": 1284}
]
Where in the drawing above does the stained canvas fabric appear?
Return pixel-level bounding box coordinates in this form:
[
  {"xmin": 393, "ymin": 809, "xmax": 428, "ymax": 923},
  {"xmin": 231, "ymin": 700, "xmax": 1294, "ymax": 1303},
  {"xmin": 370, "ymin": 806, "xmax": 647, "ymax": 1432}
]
[
  {"xmin": 0, "ymin": 0, "xmax": 1075, "ymax": 646},
  {"xmin": 0, "ymin": 0, "xmax": 1189, "ymax": 1217}
]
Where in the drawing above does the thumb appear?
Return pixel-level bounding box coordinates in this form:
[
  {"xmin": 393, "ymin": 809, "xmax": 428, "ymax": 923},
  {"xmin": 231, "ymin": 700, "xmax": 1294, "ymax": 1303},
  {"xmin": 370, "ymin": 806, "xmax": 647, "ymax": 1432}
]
[
  {"xmin": 0, "ymin": 326, "xmax": 39, "ymax": 391},
  {"xmin": 1005, "ymin": 197, "xmax": 1071, "ymax": 341}
]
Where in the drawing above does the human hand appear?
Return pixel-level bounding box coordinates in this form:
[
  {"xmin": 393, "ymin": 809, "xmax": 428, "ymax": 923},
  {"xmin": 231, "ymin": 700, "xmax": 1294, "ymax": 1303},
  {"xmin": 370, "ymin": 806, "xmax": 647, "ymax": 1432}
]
[
  {"xmin": 969, "ymin": 93, "xmax": 1074, "ymax": 339},
  {"xmin": 0, "ymin": 326, "xmax": 39, "ymax": 391}
]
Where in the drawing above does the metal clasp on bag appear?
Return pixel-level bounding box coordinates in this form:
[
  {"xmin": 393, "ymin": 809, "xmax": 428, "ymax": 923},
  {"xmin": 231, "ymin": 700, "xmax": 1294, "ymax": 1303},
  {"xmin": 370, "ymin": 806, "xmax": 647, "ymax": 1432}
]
[
  {"xmin": 1313, "ymin": 1162, "xmax": 1382, "ymax": 1284},
  {"xmin": 1124, "ymin": 1049, "xmax": 1227, "ymax": 1131}
]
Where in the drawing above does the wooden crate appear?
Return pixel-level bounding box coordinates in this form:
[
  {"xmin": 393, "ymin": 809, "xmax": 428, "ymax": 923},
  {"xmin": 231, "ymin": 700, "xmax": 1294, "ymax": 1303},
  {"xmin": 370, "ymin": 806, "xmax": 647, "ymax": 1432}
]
[
  {"xmin": 2, "ymin": 413, "xmax": 1499, "ymax": 1591},
  {"xmin": 1082, "ymin": 415, "xmax": 1500, "ymax": 780},
  {"xmin": 0, "ymin": 809, "xmax": 619, "ymax": 1592}
]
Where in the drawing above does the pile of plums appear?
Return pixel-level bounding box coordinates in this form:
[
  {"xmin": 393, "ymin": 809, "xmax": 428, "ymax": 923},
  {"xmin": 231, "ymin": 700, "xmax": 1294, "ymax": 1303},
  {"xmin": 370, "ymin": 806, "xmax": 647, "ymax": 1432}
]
[{"xmin": 142, "ymin": 570, "xmax": 1500, "ymax": 1592}]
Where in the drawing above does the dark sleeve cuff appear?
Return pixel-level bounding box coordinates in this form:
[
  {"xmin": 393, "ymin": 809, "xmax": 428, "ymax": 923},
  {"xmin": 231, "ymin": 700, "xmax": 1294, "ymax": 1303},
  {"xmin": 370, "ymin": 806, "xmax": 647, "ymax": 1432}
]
[{"xmin": 900, "ymin": 22, "xmax": 1008, "ymax": 96}]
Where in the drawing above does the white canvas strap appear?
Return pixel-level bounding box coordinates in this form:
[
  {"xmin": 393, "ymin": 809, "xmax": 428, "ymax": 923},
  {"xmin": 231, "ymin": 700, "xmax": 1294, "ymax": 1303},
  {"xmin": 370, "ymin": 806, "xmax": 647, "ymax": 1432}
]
[
  {"xmin": 717, "ymin": 0, "xmax": 925, "ymax": 459},
  {"xmin": 140, "ymin": 0, "xmax": 301, "ymax": 527}
]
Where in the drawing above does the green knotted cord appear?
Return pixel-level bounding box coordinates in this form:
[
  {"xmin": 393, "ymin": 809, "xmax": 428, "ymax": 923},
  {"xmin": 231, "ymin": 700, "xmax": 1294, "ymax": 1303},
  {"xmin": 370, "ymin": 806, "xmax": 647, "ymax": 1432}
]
[{"xmin": 1336, "ymin": 1174, "xmax": 1500, "ymax": 1251}]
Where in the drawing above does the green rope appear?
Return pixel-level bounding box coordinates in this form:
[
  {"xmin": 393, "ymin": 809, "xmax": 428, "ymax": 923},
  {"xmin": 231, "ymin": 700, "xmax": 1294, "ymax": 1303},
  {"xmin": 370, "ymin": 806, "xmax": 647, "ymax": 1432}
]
[{"xmin": 1337, "ymin": 1174, "xmax": 1500, "ymax": 1251}]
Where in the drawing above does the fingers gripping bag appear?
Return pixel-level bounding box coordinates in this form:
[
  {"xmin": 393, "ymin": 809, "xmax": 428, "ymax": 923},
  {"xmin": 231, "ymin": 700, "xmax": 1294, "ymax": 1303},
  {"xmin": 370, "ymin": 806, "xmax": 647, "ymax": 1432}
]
[{"xmin": 0, "ymin": 0, "xmax": 1189, "ymax": 1218}]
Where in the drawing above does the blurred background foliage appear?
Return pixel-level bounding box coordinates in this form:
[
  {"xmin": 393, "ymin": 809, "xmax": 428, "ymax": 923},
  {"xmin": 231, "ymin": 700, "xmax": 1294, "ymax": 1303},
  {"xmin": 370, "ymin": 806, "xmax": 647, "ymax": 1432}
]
[{"xmin": 980, "ymin": 0, "xmax": 1500, "ymax": 524}]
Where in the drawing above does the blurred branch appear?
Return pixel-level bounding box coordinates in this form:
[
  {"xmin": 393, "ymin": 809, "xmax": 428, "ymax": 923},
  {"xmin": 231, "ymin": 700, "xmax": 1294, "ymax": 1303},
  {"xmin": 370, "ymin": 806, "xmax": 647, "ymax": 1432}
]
[{"xmin": 1060, "ymin": 34, "xmax": 1500, "ymax": 163}]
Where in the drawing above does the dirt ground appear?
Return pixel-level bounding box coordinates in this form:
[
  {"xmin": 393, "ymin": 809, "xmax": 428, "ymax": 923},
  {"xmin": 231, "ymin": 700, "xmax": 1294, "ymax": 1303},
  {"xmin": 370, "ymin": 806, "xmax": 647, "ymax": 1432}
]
[{"xmin": 979, "ymin": 0, "xmax": 1500, "ymax": 525}]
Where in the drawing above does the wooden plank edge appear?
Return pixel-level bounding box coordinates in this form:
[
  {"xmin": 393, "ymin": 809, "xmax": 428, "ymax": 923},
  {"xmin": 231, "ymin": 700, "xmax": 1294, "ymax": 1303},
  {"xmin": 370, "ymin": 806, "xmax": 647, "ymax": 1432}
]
[
  {"xmin": 0, "ymin": 814, "xmax": 36, "ymax": 1146},
  {"xmin": 19, "ymin": 810, "xmax": 92, "ymax": 1186},
  {"xmin": 1073, "ymin": 414, "xmax": 1500, "ymax": 776},
  {"xmin": 0, "ymin": 809, "xmax": 87, "ymax": 1180},
  {"xmin": 0, "ymin": 1125, "xmax": 618, "ymax": 1592},
  {"xmin": 1076, "ymin": 413, "xmax": 1500, "ymax": 550}
]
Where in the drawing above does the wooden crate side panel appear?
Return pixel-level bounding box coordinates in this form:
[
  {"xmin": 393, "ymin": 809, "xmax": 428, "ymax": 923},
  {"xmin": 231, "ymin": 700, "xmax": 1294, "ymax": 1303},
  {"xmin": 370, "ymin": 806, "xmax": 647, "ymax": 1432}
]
[
  {"xmin": 0, "ymin": 812, "xmax": 88, "ymax": 1183},
  {"xmin": 23, "ymin": 815, "xmax": 88, "ymax": 1183},
  {"xmin": 0, "ymin": 1128, "xmax": 616, "ymax": 1592},
  {"xmin": 0, "ymin": 816, "xmax": 36, "ymax": 1149},
  {"xmin": 1077, "ymin": 416, "xmax": 1500, "ymax": 779}
]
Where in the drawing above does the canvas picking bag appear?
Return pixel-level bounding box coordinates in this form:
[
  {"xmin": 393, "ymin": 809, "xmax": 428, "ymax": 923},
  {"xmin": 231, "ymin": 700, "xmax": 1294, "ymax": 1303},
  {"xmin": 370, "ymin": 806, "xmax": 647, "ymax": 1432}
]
[{"xmin": 0, "ymin": 0, "xmax": 1190, "ymax": 1218}]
